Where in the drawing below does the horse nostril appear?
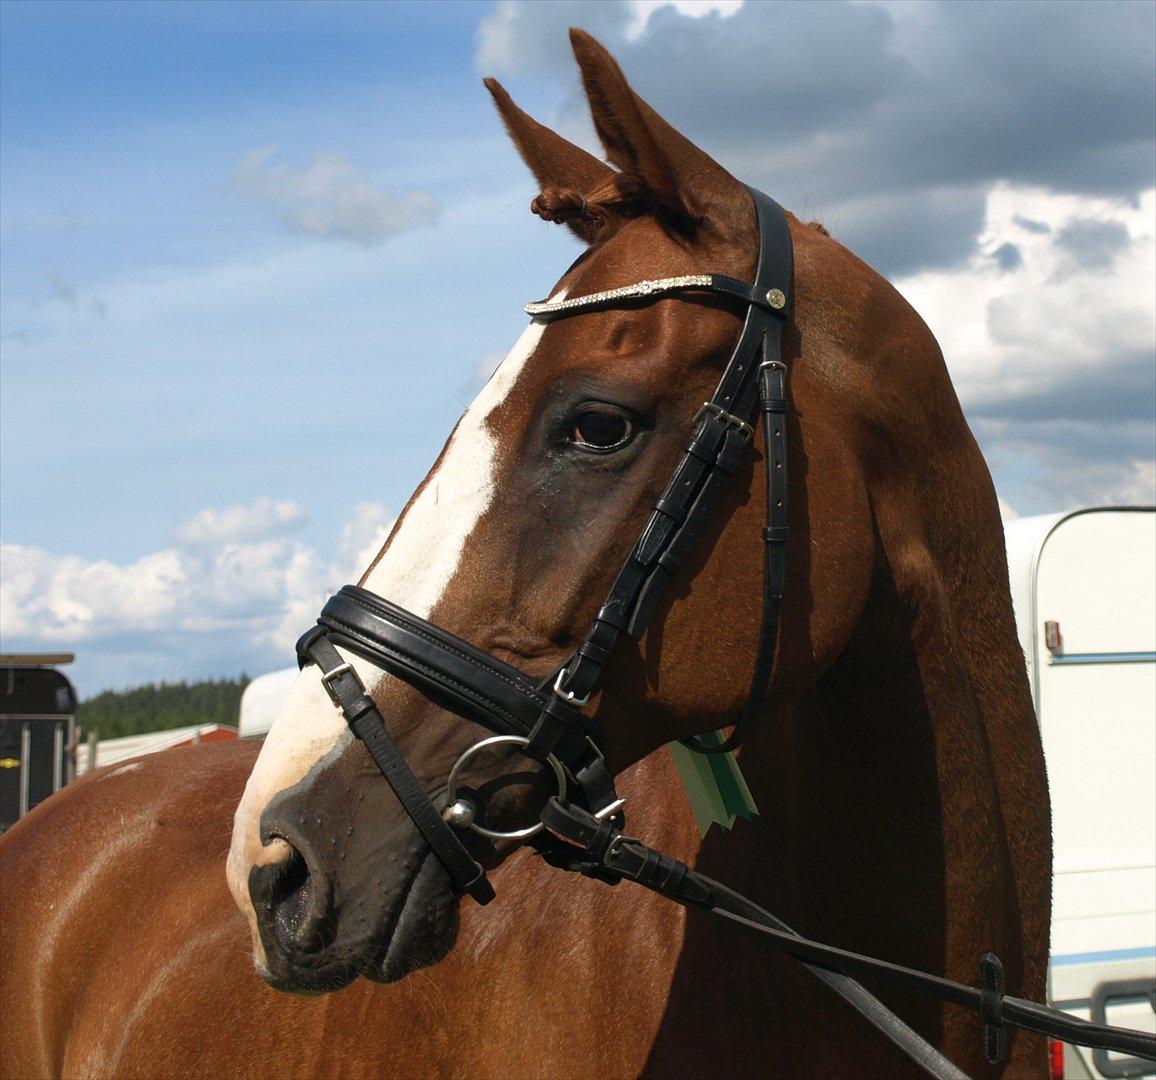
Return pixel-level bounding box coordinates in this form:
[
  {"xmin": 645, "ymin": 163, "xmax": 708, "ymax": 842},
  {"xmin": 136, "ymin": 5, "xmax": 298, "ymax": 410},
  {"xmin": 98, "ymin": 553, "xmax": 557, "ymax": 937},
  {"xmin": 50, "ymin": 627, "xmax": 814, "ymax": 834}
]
[
  {"xmin": 255, "ymin": 840, "xmax": 329, "ymax": 955},
  {"xmin": 272, "ymin": 846, "xmax": 312, "ymax": 941}
]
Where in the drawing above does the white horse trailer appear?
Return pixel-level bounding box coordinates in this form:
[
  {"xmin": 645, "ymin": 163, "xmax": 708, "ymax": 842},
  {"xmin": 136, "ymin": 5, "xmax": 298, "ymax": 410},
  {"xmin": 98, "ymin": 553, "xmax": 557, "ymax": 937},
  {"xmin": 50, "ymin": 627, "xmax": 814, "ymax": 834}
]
[
  {"xmin": 1005, "ymin": 506, "xmax": 1156, "ymax": 1079},
  {"xmin": 238, "ymin": 667, "xmax": 299, "ymax": 739}
]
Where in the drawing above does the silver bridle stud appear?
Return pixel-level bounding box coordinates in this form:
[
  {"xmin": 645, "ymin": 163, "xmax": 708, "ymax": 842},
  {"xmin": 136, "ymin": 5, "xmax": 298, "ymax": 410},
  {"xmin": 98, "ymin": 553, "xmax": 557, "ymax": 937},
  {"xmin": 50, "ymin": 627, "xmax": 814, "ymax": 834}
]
[
  {"xmin": 442, "ymin": 799, "xmax": 476, "ymax": 829},
  {"xmin": 766, "ymin": 288, "xmax": 786, "ymax": 310}
]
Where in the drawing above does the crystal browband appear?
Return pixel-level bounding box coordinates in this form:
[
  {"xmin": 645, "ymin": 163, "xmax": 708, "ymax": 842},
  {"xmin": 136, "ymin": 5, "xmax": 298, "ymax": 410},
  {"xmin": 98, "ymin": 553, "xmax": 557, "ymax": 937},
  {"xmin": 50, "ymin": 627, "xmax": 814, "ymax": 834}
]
[{"xmin": 525, "ymin": 274, "xmax": 787, "ymax": 319}]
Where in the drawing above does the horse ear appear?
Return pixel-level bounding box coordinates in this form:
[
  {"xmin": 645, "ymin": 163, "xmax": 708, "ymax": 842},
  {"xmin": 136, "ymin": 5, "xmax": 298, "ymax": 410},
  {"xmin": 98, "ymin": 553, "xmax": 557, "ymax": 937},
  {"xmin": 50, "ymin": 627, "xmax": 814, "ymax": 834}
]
[
  {"xmin": 484, "ymin": 77, "xmax": 617, "ymax": 243},
  {"xmin": 568, "ymin": 28, "xmax": 748, "ymax": 234}
]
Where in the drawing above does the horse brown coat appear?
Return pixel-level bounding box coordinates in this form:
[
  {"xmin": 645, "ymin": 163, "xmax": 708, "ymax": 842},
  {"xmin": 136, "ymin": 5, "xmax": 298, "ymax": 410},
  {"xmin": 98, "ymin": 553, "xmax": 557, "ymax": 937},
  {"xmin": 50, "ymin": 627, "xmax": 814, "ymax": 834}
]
[{"xmin": 0, "ymin": 29, "xmax": 1050, "ymax": 1079}]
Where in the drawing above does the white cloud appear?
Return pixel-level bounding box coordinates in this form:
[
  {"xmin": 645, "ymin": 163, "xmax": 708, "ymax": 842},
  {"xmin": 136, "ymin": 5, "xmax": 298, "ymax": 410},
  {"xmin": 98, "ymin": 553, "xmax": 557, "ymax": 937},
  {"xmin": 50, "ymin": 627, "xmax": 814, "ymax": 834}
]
[
  {"xmin": 170, "ymin": 496, "xmax": 308, "ymax": 549},
  {"xmin": 233, "ymin": 146, "xmax": 440, "ymax": 246},
  {"xmin": 0, "ymin": 498, "xmax": 395, "ymax": 688},
  {"xmin": 0, "ymin": 536, "xmax": 317, "ymax": 644},
  {"xmin": 476, "ymin": 0, "xmax": 741, "ymax": 74},
  {"xmin": 626, "ymin": 0, "xmax": 743, "ymax": 40},
  {"xmin": 258, "ymin": 500, "xmax": 397, "ymax": 656},
  {"xmin": 895, "ymin": 184, "xmax": 1155, "ymax": 509},
  {"xmin": 337, "ymin": 501, "xmax": 396, "ymax": 579},
  {"xmin": 896, "ymin": 186, "xmax": 1155, "ymax": 399},
  {"xmin": 0, "ymin": 545, "xmax": 186, "ymax": 640}
]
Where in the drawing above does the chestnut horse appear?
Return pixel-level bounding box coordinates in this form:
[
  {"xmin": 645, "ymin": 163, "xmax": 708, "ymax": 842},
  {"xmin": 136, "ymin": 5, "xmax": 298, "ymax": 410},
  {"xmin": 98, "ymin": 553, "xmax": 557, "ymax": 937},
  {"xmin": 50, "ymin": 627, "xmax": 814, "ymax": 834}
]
[{"xmin": 0, "ymin": 31, "xmax": 1050, "ymax": 1079}]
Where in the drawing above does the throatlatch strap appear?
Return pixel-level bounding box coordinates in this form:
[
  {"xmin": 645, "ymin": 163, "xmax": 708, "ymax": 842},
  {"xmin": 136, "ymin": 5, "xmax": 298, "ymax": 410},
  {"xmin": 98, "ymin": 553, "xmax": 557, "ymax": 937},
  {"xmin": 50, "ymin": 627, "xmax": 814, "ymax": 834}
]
[
  {"xmin": 680, "ymin": 349, "xmax": 789, "ymax": 754},
  {"xmin": 297, "ymin": 630, "xmax": 495, "ymax": 905}
]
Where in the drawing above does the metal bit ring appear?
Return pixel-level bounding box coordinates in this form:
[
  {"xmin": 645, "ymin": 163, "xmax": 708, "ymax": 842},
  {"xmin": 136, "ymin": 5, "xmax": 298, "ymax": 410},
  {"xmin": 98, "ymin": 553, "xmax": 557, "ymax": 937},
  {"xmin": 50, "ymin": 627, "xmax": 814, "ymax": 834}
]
[{"xmin": 443, "ymin": 734, "xmax": 566, "ymax": 840}]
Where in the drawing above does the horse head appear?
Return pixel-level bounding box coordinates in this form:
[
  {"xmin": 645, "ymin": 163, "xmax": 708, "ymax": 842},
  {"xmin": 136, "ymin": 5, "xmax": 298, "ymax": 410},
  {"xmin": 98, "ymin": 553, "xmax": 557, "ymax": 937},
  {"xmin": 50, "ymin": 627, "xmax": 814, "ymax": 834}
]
[{"xmin": 228, "ymin": 29, "xmax": 1036, "ymax": 1009}]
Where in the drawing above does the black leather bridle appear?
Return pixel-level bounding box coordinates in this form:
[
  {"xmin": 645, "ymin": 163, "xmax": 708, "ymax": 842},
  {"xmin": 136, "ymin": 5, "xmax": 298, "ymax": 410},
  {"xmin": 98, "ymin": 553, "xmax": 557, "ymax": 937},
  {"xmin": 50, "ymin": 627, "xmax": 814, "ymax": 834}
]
[{"xmin": 294, "ymin": 188, "xmax": 1155, "ymax": 1078}]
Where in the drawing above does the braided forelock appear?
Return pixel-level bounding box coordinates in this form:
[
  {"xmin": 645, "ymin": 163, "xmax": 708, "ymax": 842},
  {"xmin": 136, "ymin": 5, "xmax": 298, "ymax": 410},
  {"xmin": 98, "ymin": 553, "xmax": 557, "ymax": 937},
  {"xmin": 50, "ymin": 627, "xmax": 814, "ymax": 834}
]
[{"xmin": 530, "ymin": 172, "xmax": 649, "ymax": 235}]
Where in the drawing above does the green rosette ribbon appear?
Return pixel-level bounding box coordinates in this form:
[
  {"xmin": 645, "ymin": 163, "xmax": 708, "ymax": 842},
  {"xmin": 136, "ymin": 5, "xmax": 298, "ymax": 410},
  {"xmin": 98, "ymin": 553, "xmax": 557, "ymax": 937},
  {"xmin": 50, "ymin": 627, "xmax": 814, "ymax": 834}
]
[{"xmin": 668, "ymin": 730, "xmax": 759, "ymax": 837}]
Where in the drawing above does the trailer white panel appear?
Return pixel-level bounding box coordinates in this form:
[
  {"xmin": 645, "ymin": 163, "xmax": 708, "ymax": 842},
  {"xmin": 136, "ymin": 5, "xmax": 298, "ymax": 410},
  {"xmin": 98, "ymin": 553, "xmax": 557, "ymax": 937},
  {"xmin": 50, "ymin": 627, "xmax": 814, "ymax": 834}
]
[
  {"xmin": 1005, "ymin": 506, "xmax": 1156, "ymax": 1079},
  {"xmin": 238, "ymin": 667, "xmax": 298, "ymax": 738}
]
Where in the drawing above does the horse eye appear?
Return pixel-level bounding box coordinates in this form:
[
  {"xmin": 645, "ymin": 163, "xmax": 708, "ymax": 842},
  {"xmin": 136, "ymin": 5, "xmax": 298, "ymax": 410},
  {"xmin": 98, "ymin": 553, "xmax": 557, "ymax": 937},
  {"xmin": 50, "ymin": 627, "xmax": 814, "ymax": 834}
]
[{"xmin": 570, "ymin": 408, "xmax": 633, "ymax": 451}]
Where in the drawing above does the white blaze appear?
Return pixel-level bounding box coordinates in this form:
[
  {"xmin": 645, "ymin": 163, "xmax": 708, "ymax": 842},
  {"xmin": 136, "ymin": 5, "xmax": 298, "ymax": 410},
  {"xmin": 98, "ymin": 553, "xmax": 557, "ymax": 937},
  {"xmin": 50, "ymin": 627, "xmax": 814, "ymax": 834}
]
[
  {"xmin": 228, "ymin": 306, "xmax": 558, "ymax": 939},
  {"xmin": 358, "ymin": 315, "xmax": 550, "ymax": 612}
]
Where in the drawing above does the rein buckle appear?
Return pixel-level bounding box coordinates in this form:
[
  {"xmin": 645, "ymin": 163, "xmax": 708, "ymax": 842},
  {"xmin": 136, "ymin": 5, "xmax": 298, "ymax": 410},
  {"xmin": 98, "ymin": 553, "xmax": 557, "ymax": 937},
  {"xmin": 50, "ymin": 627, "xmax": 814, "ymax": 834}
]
[{"xmin": 603, "ymin": 833, "xmax": 628, "ymax": 870}]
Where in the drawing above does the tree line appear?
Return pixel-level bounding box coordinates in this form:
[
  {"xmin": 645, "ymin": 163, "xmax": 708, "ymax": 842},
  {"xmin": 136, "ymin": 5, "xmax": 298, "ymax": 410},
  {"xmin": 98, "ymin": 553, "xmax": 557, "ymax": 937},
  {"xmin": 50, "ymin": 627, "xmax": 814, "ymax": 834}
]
[{"xmin": 77, "ymin": 676, "xmax": 250, "ymax": 740}]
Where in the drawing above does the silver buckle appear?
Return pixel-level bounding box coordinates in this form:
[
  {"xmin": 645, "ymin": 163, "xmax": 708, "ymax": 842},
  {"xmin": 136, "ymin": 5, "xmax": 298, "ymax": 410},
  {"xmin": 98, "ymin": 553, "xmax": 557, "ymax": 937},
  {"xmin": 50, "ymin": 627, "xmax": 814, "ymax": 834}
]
[
  {"xmin": 693, "ymin": 401, "xmax": 753, "ymax": 439},
  {"xmin": 553, "ymin": 669, "xmax": 591, "ymax": 708},
  {"xmin": 319, "ymin": 662, "xmax": 356, "ymax": 705}
]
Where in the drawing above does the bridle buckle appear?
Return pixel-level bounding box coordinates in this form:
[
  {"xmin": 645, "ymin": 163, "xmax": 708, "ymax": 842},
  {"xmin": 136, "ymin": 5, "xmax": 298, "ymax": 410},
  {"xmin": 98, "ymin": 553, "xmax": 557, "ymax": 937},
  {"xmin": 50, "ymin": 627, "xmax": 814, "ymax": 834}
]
[
  {"xmin": 553, "ymin": 668, "xmax": 591, "ymax": 708},
  {"xmin": 693, "ymin": 401, "xmax": 753, "ymax": 440},
  {"xmin": 319, "ymin": 661, "xmax": 358, "ymax": 705}
]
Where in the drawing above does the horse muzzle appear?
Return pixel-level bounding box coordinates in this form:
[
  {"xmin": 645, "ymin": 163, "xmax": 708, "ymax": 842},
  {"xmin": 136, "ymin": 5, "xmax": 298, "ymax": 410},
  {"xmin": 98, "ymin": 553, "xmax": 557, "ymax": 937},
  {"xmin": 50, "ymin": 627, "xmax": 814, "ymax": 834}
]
[{"xmin": 245, "ymin": 781, "xmax": 461, "ymax": 992}]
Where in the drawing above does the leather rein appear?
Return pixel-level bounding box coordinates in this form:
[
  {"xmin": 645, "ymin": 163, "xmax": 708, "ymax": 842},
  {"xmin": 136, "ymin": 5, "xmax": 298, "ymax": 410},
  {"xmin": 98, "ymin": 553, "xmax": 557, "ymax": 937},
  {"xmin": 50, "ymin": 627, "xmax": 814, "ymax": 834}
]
[{"xmin": 295, "ymin": 188, "xmax": 1155, "ymax": 1078}]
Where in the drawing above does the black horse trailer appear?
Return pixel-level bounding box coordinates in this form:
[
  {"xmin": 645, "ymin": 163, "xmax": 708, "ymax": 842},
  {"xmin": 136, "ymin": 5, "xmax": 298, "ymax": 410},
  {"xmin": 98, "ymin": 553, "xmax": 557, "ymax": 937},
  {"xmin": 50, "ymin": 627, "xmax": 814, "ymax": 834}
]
[{"xmin": 0, "ymin": 654, "xmax": 77, "ymax": 832}]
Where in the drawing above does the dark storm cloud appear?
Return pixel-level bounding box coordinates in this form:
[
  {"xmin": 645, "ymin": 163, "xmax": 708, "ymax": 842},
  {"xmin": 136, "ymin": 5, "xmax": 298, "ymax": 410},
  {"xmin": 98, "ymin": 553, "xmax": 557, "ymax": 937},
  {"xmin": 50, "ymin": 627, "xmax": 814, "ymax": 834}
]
[
  {"xmin": 480, "ymin": 0, "xmax": 1156, "ymax": 510},
  {"xmin": 484, "ymin": 0, "xmax": 1155, "ymax": 277},
  {"xmin": 971, "ymin": 415, "xmax": 1155, "ymax": 508},
  {"xmin": 970, "ymin": 352, "xmax": 1156, "ymax": 425},
  {"xmin": 819, "ymin": 184, "xmax": 989, "ymax": 277},
  {"xmin": 618, "ymin": 0, "xmax": 1155, "ymax": 274}
]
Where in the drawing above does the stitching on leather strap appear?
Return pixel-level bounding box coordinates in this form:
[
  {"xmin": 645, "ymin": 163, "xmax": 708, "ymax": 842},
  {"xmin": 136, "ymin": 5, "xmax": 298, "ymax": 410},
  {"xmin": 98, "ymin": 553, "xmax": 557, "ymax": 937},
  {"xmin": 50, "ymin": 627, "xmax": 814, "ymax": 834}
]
[
  {"xmin": 319, "ymin": 623, "xmax": 532, "ymax": 734},
  {"xmin": 326, "ymin": 596, "xmax": 543, "ymax": 704}
]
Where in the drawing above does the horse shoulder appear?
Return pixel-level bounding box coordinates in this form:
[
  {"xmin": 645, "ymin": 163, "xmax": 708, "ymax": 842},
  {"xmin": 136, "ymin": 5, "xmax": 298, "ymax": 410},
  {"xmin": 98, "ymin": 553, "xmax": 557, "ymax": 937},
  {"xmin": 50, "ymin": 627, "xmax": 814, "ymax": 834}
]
[{"xmin": 0, "ymin": 741, "xmax": 264, "ymax": 1078}]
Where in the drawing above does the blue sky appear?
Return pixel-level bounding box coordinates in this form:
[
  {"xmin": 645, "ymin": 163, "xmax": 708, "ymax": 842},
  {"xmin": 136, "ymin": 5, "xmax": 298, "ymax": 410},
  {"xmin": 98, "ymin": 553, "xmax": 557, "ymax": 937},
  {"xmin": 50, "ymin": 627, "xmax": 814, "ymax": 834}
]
[
  {"xmin": 2, "ymin": 1, "xmax": 1154, "ymax": 694},
  {"xmin": 1, "ymin": 1, "xmax": 552, "ymax": 561}
]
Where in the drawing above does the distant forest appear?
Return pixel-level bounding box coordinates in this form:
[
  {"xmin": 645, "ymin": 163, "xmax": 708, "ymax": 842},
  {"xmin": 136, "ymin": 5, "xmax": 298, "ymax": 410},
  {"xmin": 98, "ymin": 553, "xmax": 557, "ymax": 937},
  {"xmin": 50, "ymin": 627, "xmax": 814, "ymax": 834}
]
[{"xmin": 77, "ymin": 676, "xmax": 250, "ymax": 739}]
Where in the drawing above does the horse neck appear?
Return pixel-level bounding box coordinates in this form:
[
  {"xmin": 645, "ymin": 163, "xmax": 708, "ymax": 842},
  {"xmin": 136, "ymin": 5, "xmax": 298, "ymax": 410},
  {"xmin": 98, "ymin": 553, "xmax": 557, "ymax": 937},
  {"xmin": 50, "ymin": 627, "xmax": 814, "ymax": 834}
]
[{"xmin": 726, "ymin": 422, "xmax": 1050, "ymax": 1001}]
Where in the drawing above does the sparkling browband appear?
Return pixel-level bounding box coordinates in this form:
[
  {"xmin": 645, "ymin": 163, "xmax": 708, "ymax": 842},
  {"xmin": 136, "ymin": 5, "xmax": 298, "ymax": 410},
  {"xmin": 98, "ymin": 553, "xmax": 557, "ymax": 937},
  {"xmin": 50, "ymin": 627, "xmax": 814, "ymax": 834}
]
[
  {"xmin": 525, "ymin": 274, "xmax": 787, "ymax": 319},
  {"xmin": 524, "ymin": 275, "xmax": 712, "ymax": 316}
]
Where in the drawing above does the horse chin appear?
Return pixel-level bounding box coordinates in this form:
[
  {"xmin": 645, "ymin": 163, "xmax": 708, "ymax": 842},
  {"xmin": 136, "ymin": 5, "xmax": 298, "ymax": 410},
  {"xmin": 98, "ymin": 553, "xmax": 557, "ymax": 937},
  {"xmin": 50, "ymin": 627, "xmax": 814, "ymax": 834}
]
[{"xmin": 365, "ymin": 853, "xmax": 460, "ymax": 984}]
